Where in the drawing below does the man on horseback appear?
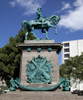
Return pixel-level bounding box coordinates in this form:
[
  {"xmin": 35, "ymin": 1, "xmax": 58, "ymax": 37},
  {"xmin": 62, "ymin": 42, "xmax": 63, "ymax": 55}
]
[
  {"xmin": 21, "ymin": 8, "xmax": 60, "ymax": 40},
  {"xmin": 36, "ymin": 8, "xmax": 46, "ymax": 33},
  {"xmin": 37, "ymin": 8, "xmax": 42, "ymax": 20},
  {"xmin": 36, "ymin": 8, "xmax": 45, "ymax": 25}
]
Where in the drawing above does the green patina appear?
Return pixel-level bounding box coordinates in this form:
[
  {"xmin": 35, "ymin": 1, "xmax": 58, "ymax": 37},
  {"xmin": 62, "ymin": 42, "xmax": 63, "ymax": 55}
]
[
  {"xmin": 9, "ymin": 77, "xmax": 69, "ymax": 91},
  {"xmin": 27, "ymin": 47, "xmax": 31, "ymax": 52},
  {"xmin": 21, "ymin": 8, "xmax": 60, "ymax": 40},
  {"xmin": 26, "ymin": 55, "xmax": 53, "ymax": 83},
  {"xmin": 37, "ymin": 46, "xmax": 41, "ymax": 52},
  {"xmin": 9, "ymin": 78, "xmax": 19, "ymax": 91},
  {"xmin": 59, "ymin": 77, "xmax": 70, "ymax": 91},
  {"xmin": 48, "ymin": 47, "xmax": 52, "ymax": 52}
]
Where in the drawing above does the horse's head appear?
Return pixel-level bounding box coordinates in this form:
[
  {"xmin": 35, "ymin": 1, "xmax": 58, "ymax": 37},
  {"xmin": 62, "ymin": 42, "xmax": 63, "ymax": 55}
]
[
  {"xmin": 21, "ymin": 20, "xmax": 27, "ymax": 31},
  {"xmin": 54, "ymin": 16, "xmax": 60, "ymax": 25},
  {"xmin": 49, "ymin": 15, "xmax": 60, "ymax": 25}
]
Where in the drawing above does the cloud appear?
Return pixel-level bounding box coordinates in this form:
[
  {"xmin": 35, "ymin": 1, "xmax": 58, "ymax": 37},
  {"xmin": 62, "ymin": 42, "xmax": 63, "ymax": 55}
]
[
  {"xmin": 10, "ymin": 0, "xmax": 46, "ymax": 15},
  {"xmin": 10, "ymin": 1, "xmax": 16, "ymax": 7},
  {"xmin": 61, "ymin": 2, "xmax": 71, "ymax": 11},
  {"xmin": 73, "ymin": 0, "xmax": 83, "ymax": 7},
  {"xmin": 59, "ymin": 0, "xmax": 83, "ymax": 31}
]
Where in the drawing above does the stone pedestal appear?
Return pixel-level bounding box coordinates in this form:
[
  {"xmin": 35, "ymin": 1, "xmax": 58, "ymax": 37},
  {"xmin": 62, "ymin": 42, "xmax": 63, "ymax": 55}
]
[{"xmin": 16, "ymin": 40, "xmax": 62, "ymax": 88}]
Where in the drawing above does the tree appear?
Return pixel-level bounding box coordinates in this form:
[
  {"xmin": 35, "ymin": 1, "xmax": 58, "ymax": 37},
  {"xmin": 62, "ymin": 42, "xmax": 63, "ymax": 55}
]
[
  {"xmin": 0, "ymin": 30, "xmax": 36, "ymax": 85},
  {"xmin": 60, "ymin": 53, "xmax": 83, "ymax": 81}
]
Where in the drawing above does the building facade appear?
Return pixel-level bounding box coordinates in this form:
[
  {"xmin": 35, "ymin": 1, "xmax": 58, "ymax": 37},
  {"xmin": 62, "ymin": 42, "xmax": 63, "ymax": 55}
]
[{"xmin": 62, "ymin": 39, "xmax": 83, "ymax": 64}]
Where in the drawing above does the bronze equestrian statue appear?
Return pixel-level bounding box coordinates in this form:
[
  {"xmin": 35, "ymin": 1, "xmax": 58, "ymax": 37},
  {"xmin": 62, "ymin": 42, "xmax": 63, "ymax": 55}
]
[{"xmin": 21, "ymin": 8, "xmax": 60, "ymax": 40}]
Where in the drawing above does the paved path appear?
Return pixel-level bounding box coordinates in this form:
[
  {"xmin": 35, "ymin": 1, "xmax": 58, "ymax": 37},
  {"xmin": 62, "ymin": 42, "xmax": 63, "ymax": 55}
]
[{"xmin": 0, "ymin": 91, "xmax": 83, "ymax": 100}]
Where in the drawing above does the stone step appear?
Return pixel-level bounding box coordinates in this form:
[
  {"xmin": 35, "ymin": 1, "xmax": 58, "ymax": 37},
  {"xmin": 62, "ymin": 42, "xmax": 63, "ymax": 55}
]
[{"xmin": 0, "ymin": 91, "xmax": 83, "ymax": 100}]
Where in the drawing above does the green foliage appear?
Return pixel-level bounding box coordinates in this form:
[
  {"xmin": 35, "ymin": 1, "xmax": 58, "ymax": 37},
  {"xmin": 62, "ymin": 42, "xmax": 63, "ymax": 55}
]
[
  {"xmin": 60, "ymin": 53, "xmax": 83, "ymax": 81},
  {"xmin": 0, "ymin": 29, "xmax": 36, "ymax": 85},
  {"xmin": 0, "ymin": 54, "xmax": 9, "ymax": 63},
  {"xmin": 27, "ymin": 32, "xmax": 37, "ymax": 40}
]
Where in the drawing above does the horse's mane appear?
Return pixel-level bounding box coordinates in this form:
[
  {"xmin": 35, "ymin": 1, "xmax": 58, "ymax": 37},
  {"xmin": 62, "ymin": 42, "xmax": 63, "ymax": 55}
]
[{"xmin": 47, "ymin": 15, "xmax": 57, "ymax": 22}]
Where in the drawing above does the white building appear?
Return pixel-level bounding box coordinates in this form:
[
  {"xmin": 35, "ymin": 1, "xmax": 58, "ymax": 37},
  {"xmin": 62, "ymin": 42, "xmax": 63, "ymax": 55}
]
[
  {"xmin": 62, "ymin": 39, "xmax": 83, "ymax": 94},
  {"xmin": 62, "ymin": 39, "xmax": 83, "ymax": 64}
]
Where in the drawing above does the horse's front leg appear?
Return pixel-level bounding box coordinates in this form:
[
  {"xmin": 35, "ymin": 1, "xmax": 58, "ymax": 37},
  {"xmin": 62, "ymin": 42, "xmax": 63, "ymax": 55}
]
[
  {"xmin": 46, "ymin": 29, "xmax": 49, "ymax": 40},
  {"xmin": 51, "ymin": 25, "xmax": 57, "ymax": 34},
  {"xmin": 55, "ymin": 26, "xmax": 57, "ymax": 34}
]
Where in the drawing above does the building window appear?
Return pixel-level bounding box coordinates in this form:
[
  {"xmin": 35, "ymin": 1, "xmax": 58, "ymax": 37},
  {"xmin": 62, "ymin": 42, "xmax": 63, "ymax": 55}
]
[
  {"xmin": 64, "ymin": 48, "xmax": 69, "ymax": 52},
  {"xmin": 64, "ymin": 54, "xmax": 70, "ymax": 58},
  {"xmin": 64, "ymin": 60, "xmax": 68, "ymax": 63},
  {"xmin": 64, "ymin": 43, "xmax": 69, "ymax": 47}
]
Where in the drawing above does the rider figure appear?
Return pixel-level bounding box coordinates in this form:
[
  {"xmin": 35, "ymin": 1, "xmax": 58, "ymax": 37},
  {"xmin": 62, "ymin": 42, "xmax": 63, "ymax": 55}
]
[
  {"xmin": 37, "ymin": 8, "xmax": 42, "ymax": 20},
  {"xmin": 36, "ymin": 8, "xmax": 44, "ymax": 27}
]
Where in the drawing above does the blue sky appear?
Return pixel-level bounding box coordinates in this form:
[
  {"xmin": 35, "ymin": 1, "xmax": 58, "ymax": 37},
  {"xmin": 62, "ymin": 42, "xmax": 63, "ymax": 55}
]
[{"xmin": 0, "ymin": 0, "xmax": 83, "ymax": 65}]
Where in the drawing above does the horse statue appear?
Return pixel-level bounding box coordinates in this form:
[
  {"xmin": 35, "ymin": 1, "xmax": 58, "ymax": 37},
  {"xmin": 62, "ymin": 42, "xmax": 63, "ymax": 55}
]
[{"xmin": 21, "ymin": 8, "xmax": 60, "ymax": 40}]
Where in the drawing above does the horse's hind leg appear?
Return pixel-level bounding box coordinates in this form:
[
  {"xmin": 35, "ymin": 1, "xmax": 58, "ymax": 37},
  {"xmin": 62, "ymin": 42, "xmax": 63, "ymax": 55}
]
[
  {"xmin": 31, "ymin": 27, "xmax": 39, "ymax": 40},
  {"xmin": 25, "ymin": 32, "xmax": 28, "ymax": 40}
]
